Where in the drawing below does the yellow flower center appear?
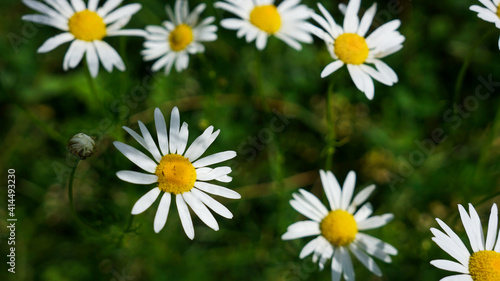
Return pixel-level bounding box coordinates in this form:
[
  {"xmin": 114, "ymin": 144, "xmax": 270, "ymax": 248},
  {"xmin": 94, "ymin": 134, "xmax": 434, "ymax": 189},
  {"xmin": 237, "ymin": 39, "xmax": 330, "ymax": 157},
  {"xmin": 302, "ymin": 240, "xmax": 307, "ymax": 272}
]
[
  {"xmin": 169, "ymin": 24, "xmax": 194, "ymax": 52},
  {"xmin": 469, "ymin": 250, "xmax": 500, "ymax": 281},
  {"xmin": 334, "ymin": 33, "xmax": 369, "ymax": 65},
  {"xmin": 68, "ymin": 10, "xmax": 106, "ymax": 41},
  {"xmin": 249, "ymin": 5, "xmax": 281, "ymax": 34},
  {"xmin": 320, "ymin": 210, "xmax": 358, "ymax": 247},
  {"xmin": 155, "ymin": 154, "xmax": 197, "ymax": 194},
  {"xmin": 497, "ymin": 7, "xmax": 500, "ymax": 18}
]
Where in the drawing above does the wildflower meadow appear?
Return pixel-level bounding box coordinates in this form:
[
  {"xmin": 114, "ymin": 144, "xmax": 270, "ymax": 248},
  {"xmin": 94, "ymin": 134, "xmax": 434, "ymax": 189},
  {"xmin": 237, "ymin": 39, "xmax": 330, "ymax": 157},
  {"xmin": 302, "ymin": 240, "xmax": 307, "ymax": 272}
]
[{"xmin": 2, "ymin": 0, "xmax": 500, "ymax": 280}]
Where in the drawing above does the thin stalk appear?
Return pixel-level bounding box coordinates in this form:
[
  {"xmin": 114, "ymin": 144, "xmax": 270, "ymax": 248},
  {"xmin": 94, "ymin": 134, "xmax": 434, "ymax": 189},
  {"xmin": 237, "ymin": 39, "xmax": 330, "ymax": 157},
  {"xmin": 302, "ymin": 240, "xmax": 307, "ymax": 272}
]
[
  {"xmin": 453, "ymin": 29, "xmax": 495, "ymax": 105},
  {"xmin": 68, "ymin": 159, "xmax": 98, "ymax": 234},
  {"xmin": 325, "ymin": 81, "xmax": 336, "ymax": 170}
]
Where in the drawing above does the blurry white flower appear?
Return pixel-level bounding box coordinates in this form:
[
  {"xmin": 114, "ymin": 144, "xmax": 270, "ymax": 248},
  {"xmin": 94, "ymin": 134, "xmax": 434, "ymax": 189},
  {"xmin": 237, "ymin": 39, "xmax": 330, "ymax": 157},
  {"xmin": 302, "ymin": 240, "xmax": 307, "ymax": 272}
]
[
  {"xmin": 22, "ymin": 0, "xmax": 146, "ymax": 77},
  {"xmin": 470, "ymin": 0, "xmax": 500, "ymax": 49},
  {"xmin": 431, "ymin": 203, "xmax": 500, "ymax": 281},
  {"xmin": 214, "ymin": 0, "xmax": 313, "ymax": 50},
  {"xmin": 282, "ymin": 170, "xmax": 397, "ymax": 281},
  {"xmin": 142, "ymin": 0, "xmax": 217, "ymax": 74},
  {"xmin": 309, "ymin": 0, "xmax": 405, "ymax": 100}
]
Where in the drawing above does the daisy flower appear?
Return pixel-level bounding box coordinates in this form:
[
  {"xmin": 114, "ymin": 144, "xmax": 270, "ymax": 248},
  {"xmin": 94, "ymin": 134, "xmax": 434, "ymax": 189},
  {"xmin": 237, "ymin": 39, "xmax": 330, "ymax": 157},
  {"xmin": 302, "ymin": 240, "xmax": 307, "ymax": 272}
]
[
  {"xmin": 282, "ymin": 170, "xmax": 397, "ymax": 281},
  {"xmin": 308, "ymin": 0, "xmax": 405, "ymax": 100},
  {"xmin": 214, "ymin": 0, "xmax": 313, "ymax": 50},
  {"xmin": 22, "ymin": 0, "xmax": 146, "ymax": 77},
  {"xmin": 431, "ymin": 203, "xmax": 500, "ymax": 281},
  {"xmin": 142, "ymin": 0, "xmax": 217, "ymax": 75},
  {"xmin": 114, "ymin": 107, "xmax": 240, "ymax": 239},
  {"xmin": 470, "ymin": 0, "xmax": 500, "ymax": 49}
]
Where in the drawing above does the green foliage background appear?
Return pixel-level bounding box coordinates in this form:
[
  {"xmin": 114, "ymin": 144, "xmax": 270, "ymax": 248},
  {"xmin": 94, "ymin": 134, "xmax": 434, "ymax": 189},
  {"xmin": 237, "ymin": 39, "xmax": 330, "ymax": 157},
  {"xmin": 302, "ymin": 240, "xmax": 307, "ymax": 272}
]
[{"xmin": 1, "ymin": 0, "xmax": 500, "ymax": 280}]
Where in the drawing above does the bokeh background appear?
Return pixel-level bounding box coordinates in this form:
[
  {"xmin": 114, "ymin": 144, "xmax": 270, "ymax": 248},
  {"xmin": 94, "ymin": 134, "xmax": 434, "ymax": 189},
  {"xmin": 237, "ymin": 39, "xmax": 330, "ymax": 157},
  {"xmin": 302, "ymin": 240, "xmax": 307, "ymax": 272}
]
[{"xmin": 2, "ymin": 0, "xmax": 500, "ymax": 280}]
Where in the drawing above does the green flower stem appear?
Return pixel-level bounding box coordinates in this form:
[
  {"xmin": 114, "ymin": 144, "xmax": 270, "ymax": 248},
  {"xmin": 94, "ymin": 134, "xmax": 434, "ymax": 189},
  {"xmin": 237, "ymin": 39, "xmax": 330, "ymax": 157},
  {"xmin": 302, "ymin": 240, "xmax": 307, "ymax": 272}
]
[
  {"xmin": 325, "ymin": 81, "xmax": 336, "ymax": 171},
  {"xmin": 68, "ymin": 159, "xmax": 98, "ymax": 234},
  {"xmin": 453, "ymin": 29, "xmax": 495, "ymax": 106}
]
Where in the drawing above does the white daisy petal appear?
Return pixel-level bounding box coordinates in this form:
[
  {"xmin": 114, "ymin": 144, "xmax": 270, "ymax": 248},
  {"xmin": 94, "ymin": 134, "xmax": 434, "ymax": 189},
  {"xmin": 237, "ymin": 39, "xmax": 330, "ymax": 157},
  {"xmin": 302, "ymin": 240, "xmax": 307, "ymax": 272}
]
[
  {"xmin": 138, "ymin": 121, "xmax": 162, "ymax": 163},
  {"xmin": 299, "ymin": 236, "xmax": 322, "ymax": 259},
  {"xmin": 485, "ymin": 203, "xmax": 498, "ymax": 250},
  {"xmin": 116, "ymin": 170, "xmax": 158, "ymax": 185},
  {"xmin": 349, "ymin": 243, "xmax": 382, "ymax": 276},
  {"xmin": 192, "ymin": 151, "xmax": 237, "ymax": 168},
  {"xmin": 176, "ymin": 122, "xmax": 189, "ymax": 156},
  {"xmin": 88, "ymin": 0, "xmax": 99, "ymax": 11},
  {"xmin": 154, "ymin": 192, "xmax": 171, "ymax": 233},
  {"xmin": 331, "ymin": 249, "xmax": 343, "ymax": 281},
  {"xmin": 37, "ymin": 33, "xmax": 74, "ymax": 53},
  {"xmin": 292, "ymin": 193, "xmax": 327, "ymax": 219},
  {"xmin": 353, "ymin": 203, "xmax": 373, "ymax": 222},
  {"xmin": 85, "ymin": 42, "xmax": 99, "ymax": 78},
  {"xmin": 169, "ymin": 106, "xmax": 181, "ymax": 154},
  {"xmin": 183, "ymin": 192, "xmax": 219, "ymax": 231},
  {"xmin": 298, "ymin": 189, "xmax": 329, "ymax": 215},
  {"xmin": 70, "ymin": 0, "xmax": 86, "ymax": 12},
  {"xmin": 340, "ymin": 247, "xmax": 355, "ymax": 280},
  {"xmin": 190, "ymin": 188, "xmax": 233, "ymax": 219},
  {"xmin": 281, "ymin": 221, "xmax": 321, "ymax": 240},
  {"xmin": 131, "ymin": 187, "xmax": 161, "ymax": 215},
  {"xmin": 184, "ymin": 127, "xmax": 219, "ymax": 161},
  {"xmin": 343, "ymin": 0, "xmax": 360, "ymax": 33},
  {"xmin": 430, "ymin": 259, "xmax": 469, "ymax": 274},
  {"xmin": 103, "ymin": 3, "xmax": 141, "ymax": 24},
  {"xmin": 340, "ymin": 170, "xmax": 356, "ymax": 210},
  {"xmin": 194, "ymin": 182, "xmax": 241, "ymax": 199},
  {"xmin": 97, "ymin": 0, "xmax": 123, "ymax": 17},
  {"xmin": 347, "ymin": 184, "xmax": 376, "ymax": 213},
  {"xmin": 357, "ymin": 214, "xmax": 394, "ymax": 230},
  {"xmin": 459, "ymin": 204, "xmax": 482, "ymax": 252},
  {"xmin": 113, "ymin": 141, "xmax": 158, "ymax": 173},
  {"xmin": 357, "ymin": 3, "xmax": 377, "ymax": 37},
  {"xmin": 154, "ymin": 108, "xmax": 169, "ymax": 155},
  {"xmin": 176, "ymin": 194, "xmax": 195, "ymax": 239},
  {"xmin": 321, "ymin": 60, "xmax": 344, "ymax": 78}
]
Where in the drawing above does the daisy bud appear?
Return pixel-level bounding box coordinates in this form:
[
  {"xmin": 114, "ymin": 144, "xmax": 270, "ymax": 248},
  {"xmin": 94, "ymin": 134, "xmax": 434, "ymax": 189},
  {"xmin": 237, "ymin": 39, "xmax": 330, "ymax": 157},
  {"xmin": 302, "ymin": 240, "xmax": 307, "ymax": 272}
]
[{"xmin": 68, "ymin": 133, "xmax": 96, "ymax": 160}]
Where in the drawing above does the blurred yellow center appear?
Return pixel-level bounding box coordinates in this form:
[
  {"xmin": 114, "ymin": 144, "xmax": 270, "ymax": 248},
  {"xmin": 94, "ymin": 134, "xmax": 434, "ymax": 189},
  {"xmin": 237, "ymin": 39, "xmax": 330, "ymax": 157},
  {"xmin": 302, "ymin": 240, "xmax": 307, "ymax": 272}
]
[
  {"xmin": 155, "ymin": 154, "xmax": 196, "ymax": 194},
  {"xmin": 249, "ymin": 5, "xmax": 281, "ymax": 34},
  {"xmin": 169, "ymin": 24, "xmax": 193, "ymax": 51},
  {"xmin": 320, "ymin": 210, "xmax": 358, "ymax": 246},
  {"xmin": 68, "ymin": 10, "xmax": 106, "ymax": 41},
  {"xmin": 469, "ymin": 250, "xmax": 500, "ymax": 281},
  {"xmin": 497, "ymin": 7, "xmax": 500, "ymax": 18},
  {"xmin": 334, "ymin": 33, "xmax": 369, "ymax": 65}
]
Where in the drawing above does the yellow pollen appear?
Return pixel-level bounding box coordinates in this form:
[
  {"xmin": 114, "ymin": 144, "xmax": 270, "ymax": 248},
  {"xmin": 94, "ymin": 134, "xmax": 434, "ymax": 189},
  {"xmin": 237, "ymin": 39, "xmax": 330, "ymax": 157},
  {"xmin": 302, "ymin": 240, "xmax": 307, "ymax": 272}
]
[
  {"xmin": 497, "ymin": 7, "xmax": 500, "ymax": 18},
  {"xmin": 155, "ymin": 154, "xmax": 197, "ymax": 194},
  {"xmin": 169, "ymin": 24, "xmax": 194, "ymax": 52},
  {"xmin": 320, "ymin": 210, "xmax": 358, "ymax": 247},
  {"xmin": 249, "ymin": 5, "xmax": 281, "ymax": 34},
  {"xmin": 68, "ymin": 10, "xmax": 106, "ymax": 41},
  {"xmin": 469, "ymin": 250, "xmax": 500, "ymax": 281},
  {"xmin": 334, "ymin": 33, "xmax": 369, "ymax": 65}
]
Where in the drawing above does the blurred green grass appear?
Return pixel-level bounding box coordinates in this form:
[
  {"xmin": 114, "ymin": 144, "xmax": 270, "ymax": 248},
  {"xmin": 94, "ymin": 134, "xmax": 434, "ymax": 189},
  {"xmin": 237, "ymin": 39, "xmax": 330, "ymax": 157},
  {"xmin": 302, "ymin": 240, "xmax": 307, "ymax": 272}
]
[{"xmin": 2, "ymin": 0, "xmax": 500, "ymax": 280}]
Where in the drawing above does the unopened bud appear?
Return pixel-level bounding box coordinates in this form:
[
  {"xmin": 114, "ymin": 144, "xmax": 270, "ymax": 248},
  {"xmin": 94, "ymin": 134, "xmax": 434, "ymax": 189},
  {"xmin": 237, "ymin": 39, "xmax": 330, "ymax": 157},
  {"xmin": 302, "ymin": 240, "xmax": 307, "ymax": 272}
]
[{"xmin": 68, "ymin": 133, "xmax": 96, "ymax": 160}]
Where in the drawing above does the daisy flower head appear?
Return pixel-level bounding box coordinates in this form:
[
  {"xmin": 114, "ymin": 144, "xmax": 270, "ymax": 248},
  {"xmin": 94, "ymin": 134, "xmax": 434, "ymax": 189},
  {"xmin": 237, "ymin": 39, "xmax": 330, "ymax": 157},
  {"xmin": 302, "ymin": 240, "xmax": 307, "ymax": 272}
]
[
  {"xmin": 214, "ymin": 0, "xmax": 314, "ymax": 51},
  {"xmin": 22, "ymin": 0, "xmax": 146, "ymax": 77},
  {"xmin": 282, "ymin": 170, "xmax": 397, "ymax": 281},
  {"xmin": 142, "ymin": 0, "xmax": 217, "ymax": 75},
  {"xmin": 309, "ymin": 0, "xmax": 405, "ymax": 100},
  {"xmin": 470, "ymin": 0, "xmax": 500, "ymax": 49},
  {"xmin": 114, "ymin": 107, "xmax": 240, "ymax": 239},
  {"xmin": 431, "ymin": 203, "xmax": 500, "ymax": 281}
]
